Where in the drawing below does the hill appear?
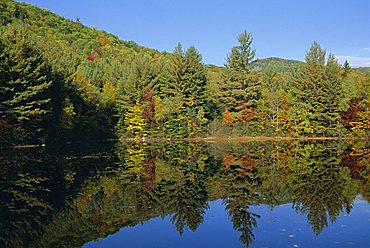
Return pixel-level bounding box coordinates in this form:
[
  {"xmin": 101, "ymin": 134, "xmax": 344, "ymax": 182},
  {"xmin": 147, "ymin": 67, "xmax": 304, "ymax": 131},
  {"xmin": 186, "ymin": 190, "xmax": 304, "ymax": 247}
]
[
  {"xmin": 251, "ymin": 57, "xmax": 302, "ymax": 72},
  {"xmin": 0, "ymin": 0, "xmax": 167, "ymax": 144},
  {"xmin": 353, "ymin": 67, "xmax": 370, "ymax": 75},
  {"xmin": 252, "ymin": 57, "xmax": 370, "ymax": 75},
  {"xmin": 1, "ymin": 0, "xmax": 156, "ymax": 53}
]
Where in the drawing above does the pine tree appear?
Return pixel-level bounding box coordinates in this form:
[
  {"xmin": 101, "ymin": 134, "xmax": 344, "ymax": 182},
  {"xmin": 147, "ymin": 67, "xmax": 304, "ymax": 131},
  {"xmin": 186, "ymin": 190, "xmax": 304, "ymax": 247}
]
[
  {"xmin": 157, "ymin": 44, "xmax": 208, "ymax": 137},
  {"xmin": 116, "ymin": 52, "xmax": 160, "ymax": 137},
  {"xmin": 343, "ymin": 60, "xmax": 351, "ymax": 77},
  {"xmin": 183, "ymin": 46, "xmax": 208, "ymax": 135},
  {"xmin": 118, "ymin": 52, "xmax": 159, "ymax": 109},
  {"xmin": 289, "ymin": 42, "xmax": 345, "ymax": 136},
  {"xmin": 183, "ymin": 46, "xmax": 207, "ymax": 111},
  {"xmin": 160, "ymin": 43, "xmax": 187, "ymax": 100},
  {"xmin": 158, "ymin": 43, "xmax": 187, "ymax": 137},
  {"xmin": 219, "ymin": 30, "xmax": 260, "ymax": 119},
  {"xmin": 0, "ymin": 25, "xmax": 54, "ymax": 143},
  {"xmin": 322, "ymin": 55, "xmax": 346, "ymax": 135}
]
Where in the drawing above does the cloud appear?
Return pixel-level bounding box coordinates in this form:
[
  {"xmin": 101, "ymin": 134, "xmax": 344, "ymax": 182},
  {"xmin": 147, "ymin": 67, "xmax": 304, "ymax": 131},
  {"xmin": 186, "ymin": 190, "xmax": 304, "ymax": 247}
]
[
  {"xmin": 361, "ymin": 48, "xmax": 370, "ymax": 52},
  {"xmin": 337, "ymin": 55, "xmax": 370, "ymax": 68}
]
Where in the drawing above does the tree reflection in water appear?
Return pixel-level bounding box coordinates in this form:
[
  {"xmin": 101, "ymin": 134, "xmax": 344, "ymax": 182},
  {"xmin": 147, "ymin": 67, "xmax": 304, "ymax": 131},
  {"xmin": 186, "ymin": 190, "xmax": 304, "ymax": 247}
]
[{"xmin": 0, "ymin": 140, "xmax": 369, "ymax": 247}]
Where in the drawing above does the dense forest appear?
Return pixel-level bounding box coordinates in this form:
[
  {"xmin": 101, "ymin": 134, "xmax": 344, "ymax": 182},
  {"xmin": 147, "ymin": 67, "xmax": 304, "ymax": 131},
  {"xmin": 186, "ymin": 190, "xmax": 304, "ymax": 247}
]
[{"xmin": 0, "ymin": 0, "xmax": 369, "ymax": 145}]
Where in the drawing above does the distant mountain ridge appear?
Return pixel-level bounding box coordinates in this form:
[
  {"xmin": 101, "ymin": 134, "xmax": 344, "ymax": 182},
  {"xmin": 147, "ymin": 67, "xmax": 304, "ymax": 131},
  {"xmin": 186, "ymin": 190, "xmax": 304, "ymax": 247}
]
[
  {"xmin": 353, "ymin": 67, "xmax": 370, "ymax": 74},
  {"xmin": 206, "ymin": 57, "xmax": 303, "ymax": 72},
  {"xmin": 252, "ymin": 57, "xmax": 370, "ymax": 74},
  {"xmin": 251, "ymin": 57, "xmax": 303, "ymax": 72}
]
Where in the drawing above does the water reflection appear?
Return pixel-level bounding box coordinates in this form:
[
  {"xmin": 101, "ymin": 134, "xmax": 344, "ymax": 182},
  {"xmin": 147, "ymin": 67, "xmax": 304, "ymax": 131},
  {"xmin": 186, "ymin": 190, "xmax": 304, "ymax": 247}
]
[{"xmin": 0, "ymin": 141, "xmax": 369, "ymax": 247}]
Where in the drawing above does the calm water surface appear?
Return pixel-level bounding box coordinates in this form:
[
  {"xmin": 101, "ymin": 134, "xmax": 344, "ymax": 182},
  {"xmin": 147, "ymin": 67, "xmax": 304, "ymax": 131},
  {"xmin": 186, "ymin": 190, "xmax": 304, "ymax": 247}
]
[{"xmin": 1, "ymin": 141, "xmax": 369, "ymax": 247}]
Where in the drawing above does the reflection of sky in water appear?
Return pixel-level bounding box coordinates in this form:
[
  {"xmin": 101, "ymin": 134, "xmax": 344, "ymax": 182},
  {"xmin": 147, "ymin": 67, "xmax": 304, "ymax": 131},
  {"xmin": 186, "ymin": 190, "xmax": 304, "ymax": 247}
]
[{"xmin": 84, "ymin": 198, "xmax": 370, "ymax": 248}]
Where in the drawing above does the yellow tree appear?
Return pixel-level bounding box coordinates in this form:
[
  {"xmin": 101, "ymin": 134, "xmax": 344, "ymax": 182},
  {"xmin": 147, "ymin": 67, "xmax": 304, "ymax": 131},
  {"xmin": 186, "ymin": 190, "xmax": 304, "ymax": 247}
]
[{"xmin": 124, "ymin": 101, "xmax": 148, "ymax": 138}]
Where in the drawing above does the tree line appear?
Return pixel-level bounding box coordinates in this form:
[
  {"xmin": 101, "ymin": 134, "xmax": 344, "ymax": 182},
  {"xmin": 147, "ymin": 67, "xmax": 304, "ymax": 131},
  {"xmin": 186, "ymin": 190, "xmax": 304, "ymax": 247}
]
[{"xmin": 0, "ymin": 0, "xmax": 369, "ymax": 145}]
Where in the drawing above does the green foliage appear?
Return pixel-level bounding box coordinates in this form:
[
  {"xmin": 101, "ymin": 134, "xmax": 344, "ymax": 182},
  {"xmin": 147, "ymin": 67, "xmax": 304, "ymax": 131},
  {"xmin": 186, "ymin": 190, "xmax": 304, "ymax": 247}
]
[
  {"xmin": 183, "ymin": 46, "xmax": 208, "ymax": 111},
  {"xmin": 353, "ymin": 67, "xmax": 370, "ymax": 75},
  {"xmin": 288, "ymin": 142, "xmax": 356, "ymax": 234},
  {"xmin": 1, "ymin": 0, "xmax": 369, "ymax": 142},
  {"xmin": 289, "ymin": 42, "xmax": 347, "ymax": 136},
  {"xmin": 154, "ymin": 43, "xmax": 209, "ymax": 137},
  {"xmin": 343, "ymin": 60, "xmax": 351, "ymax": 77},
  {"xmin": 251, "ymin": 57, "xmax": 302, "ymax": 72},
  {"xmin": 118, "ymin": 53, "xmax": 160, "ymax": 108},
  {"xmin": 219, "ymin": 30, "xmax": 260, "ymax": 120},
  {"xmin": 0, "ymin": 25, "xmax": 54, "ymax": 143},
  {"xmin": 226, "ymin": 30, "xmax": 256, "ymax": 70},
  {"xmin": 258, "ymin": 65, "xmax": 290, "ymax": 133}
]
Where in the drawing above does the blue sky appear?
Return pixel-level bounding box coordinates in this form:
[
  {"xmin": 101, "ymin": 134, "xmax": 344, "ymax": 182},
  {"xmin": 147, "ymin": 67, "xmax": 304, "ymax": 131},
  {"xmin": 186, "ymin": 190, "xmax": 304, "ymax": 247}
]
[{"xmin": 20, "ymin": 0, "xmax": 370, "ymax": 67}]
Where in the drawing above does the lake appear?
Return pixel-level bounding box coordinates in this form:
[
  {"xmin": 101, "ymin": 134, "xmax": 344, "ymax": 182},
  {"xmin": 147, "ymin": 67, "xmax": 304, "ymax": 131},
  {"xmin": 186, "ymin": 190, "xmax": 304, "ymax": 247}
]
[{"xmin": 1, "ymin": 140, "xmax": 369, "ymax": 247}]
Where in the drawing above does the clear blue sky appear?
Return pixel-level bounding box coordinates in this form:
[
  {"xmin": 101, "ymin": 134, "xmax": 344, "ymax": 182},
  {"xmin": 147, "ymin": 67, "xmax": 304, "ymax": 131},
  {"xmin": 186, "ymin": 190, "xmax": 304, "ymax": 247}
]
[{"xmin": 19, "ymin": 0, "xmax": 370, "ymax": 67}]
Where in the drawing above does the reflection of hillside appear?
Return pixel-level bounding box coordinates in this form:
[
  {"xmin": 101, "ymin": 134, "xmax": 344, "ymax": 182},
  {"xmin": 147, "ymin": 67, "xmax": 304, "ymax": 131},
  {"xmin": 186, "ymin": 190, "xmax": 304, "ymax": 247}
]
[
  {"xmin": 0, "ymin": 144, "xmax": 117, "ymax": 248},
  {"xmin": 0, "ymin": 141, "xmax": 369, "ymax": 248}
]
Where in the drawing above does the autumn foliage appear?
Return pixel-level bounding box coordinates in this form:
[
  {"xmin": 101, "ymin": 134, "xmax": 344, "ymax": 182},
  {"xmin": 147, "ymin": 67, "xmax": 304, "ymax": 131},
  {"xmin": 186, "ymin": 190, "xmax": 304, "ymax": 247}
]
[
  {"xmin": 222, "ymin": 109, "xmax": 234, "ymax": 126},
  {"xmin": 223, "ymin": 153, "xmax": 234, "ymax": 168},
  {"xmin": 240, "ymin": 106, "xmax": 256, "ymax": 125}
]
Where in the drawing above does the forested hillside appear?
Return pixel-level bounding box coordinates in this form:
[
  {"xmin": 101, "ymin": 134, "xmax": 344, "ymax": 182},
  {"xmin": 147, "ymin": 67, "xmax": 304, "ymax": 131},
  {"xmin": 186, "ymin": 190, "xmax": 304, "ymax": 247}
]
[
  {"xmin": 0, "ymin": 0, "xmax": 369, "ymax": 145},
  {"xmin": 251, "ymin": 57, "xmax": 302, "ymax": 72},
  {"xmin": 354, "ymin": 67, "xmax": 370, "ymax": 75}
]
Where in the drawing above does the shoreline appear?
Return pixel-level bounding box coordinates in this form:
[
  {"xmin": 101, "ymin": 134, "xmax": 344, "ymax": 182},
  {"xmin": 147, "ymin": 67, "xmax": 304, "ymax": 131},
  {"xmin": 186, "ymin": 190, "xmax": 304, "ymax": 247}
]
[
  {"xmin": 119, "ymin": 135, "xmax": 369, "ymax": 143},
  {"xmin": 1, "ymin": 136, "xmax": 368, "ymax": 149}
]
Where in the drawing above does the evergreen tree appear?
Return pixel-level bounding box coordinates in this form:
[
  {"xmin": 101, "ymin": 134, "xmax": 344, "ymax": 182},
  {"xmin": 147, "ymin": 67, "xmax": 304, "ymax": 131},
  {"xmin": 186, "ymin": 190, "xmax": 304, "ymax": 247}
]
[
  {"xmin": 343, "ymin": 60, "xmax": 351, "ymax": 77},
  {"xmin": 156, "ymin": 44, "xmax": 208, "ymax": 137},
  {"xmin": 183, "ymin": 46, "xmax": 207, "ymax": 111},
  {"xmin": 183, "ymin": 46, "xmax": 208, "ymax": 135},
  {"xmin": 116, "ymin": 52, "xmax": 161, "ymax": 137},
  {"xmin": 219, "ymin": 30, "xmax": 260, "ymax": 119},
  {"xmin": 289, "ymin": 42, "xmax": 346, "ymax": 136},
  {"xmin": 0, "ymin": 25, "xmax": 54, "ymax": 143},
  {"xmin": 118, "ymin": 52, "xmax": 159, "ymax": 109},
  {"xmin": 258, "ymin": 66, "xmax": 289, "ymax": 133},
  {"xmin": 160, "ymin": 43, "xmax": 186, "ymax": 100},
  {"xmin": 323, "ymin": 55, "xmax": 346, "ymax": 135}
]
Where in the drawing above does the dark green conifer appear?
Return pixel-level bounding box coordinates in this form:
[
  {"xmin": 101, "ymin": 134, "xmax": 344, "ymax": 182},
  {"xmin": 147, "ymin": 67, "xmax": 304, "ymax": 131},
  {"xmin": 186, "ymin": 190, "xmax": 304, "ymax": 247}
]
[
  {"xmin": 343, "ymin": 60, "xmax": 351, "ymax": 77},
  {"xmin": 183, "ymin": 46, "xmax": 207, "ymax": 110},
  {"xmin": 290, "ymin": 42, "xmax": 345, "ymax": 136},
  {"xmin": 0, "ymin": 25, "xmax": 54, "ymax": 142},
  {"xmin": 219, "ymin": 30, "xmax": 260, "ymax": 118}
]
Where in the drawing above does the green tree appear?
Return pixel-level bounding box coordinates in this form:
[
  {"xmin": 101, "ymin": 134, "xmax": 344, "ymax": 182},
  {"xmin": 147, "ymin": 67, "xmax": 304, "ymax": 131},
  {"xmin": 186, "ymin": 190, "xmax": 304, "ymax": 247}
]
[
  {"xmin": 156, "ymin": 44, "xmax": 208, "ymax": 137},
  {"xmin": 343, "ymin": 60, "xmax": 351, "ymax": 77},
  {"xmin": 289, "ymin": 42, "xmax": 346, "ymax": 136},
  {"xmin": 118, "ymin": 52, "xmax": 159, "ymax": 109},
  {"xmin": 159, "ymin": 43, "xmax": 186, "ymax": 100},
  {"xmin": 258, "ymin": 65, "xmax": 290, "ymax": 133},
  {"xmin": 219, "ymin": 30, "xmax": 260, "ymax": 119},
  {"xmin": 0, "ymin": 25, "xmax": 54, "ymax": 143},
  {"xmin": 183, "ymin": 46, "xmax": 209, "ymax": 136},
  {"xmin": 183, "ymin": 46, "xmax": 207, "ymax": 111}
]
